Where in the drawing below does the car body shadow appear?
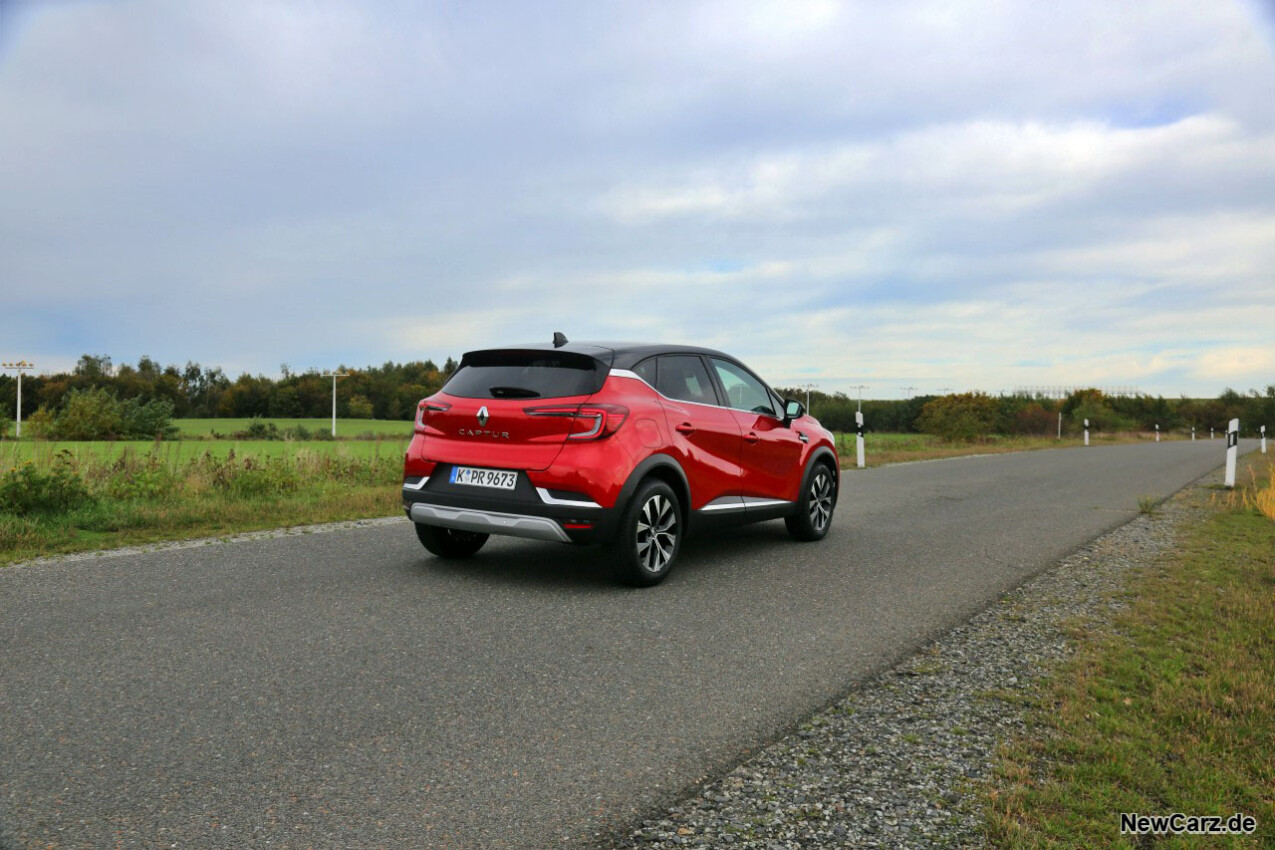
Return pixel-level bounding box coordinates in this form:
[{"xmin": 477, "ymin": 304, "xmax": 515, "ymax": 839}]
[{"xmin": 412, "ymin": 520, "xmax": 802, "ymax": 591}]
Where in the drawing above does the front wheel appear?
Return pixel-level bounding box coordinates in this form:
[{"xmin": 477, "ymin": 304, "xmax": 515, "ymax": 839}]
[
  {"xmin": 415, "ymin": 523, "xmax": 489, "ymax": 558},
  {"xmin": 785, "ymin": 462, "xmax": 836, "ymax": 541},
  {"xmin": 609, "ymin": 480, "xmax": 682, "ymax": 587}
]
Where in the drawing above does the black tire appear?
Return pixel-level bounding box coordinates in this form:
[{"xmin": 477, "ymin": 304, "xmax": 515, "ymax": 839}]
[
  {"xmin": 414, "ymin": 523, "xmax": 489, "ymax": 558},
  {"xmin": 609, "ymin": 479, "xmax": 682, "ymax": 587},
  {"xmin": 785, "ymin": 461, "xmax": 836, "ymax": 541}
]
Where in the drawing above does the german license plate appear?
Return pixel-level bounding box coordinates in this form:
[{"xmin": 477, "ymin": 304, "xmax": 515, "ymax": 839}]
[{"xmin": 449, "ymin": 466, "xmax": 518, "ymax": 490}]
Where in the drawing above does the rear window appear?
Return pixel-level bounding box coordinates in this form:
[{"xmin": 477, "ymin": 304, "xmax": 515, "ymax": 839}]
[{"xmin": 443, "ymin": 350, "xmax": 607, "ymax": 399}]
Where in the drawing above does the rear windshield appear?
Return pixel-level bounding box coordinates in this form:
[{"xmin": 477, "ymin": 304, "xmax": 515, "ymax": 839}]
[{"xmin": 443, "ymin": 350, "xmax": 607, "ymax": 399}]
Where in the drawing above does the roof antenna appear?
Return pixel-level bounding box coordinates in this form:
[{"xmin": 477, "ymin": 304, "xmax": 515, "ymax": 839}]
[{"xmin": 553, "ymin": 331, "xmax": 568, "ymax": 348}]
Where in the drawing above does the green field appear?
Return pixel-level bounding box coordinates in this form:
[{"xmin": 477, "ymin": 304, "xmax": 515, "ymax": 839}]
[
  {"xmin": 174, "ymin": 417, "xmax": 414, "ymax": 438},
  {"xmin": 1, "ymin": 438, "xmax": 409, "ymax": 467}
]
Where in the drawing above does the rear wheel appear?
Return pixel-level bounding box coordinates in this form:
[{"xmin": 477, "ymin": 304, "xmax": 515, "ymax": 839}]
[
  {"xmin": 609, "ymin": 479, "xmax": 682, "ymax": 587},
  {"xmin": 415, "ymin": 523, "xmax": 489, "ymax": 558},
  {"xmin": 785, "ymin": 462, "xmax": 836, "ymax": 541}
]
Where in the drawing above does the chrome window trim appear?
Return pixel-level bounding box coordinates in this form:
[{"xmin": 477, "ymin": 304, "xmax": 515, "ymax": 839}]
[
  {"xmin": 610, "ymin": 368, "xmax": 732, "ymax": 413},
  {"xmin": 611, "ymin": 364, "xmax": 784, "ymax": 423}
]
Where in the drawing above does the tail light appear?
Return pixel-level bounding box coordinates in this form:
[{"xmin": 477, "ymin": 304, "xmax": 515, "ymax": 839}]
[
  {"xmin": 416, "ymin": 399, "xmax": 451, "ymax": 431},
  {"xmin": 524, "ymin": 404, "xmax": 629, "ymax": 440}
]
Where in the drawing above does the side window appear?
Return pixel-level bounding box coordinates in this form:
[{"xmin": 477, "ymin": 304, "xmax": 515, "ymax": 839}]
[
  {"xmin": 711, "ymin": 359, "xmax": 778, "ymax": 416},
  {"xmin": 632, "ymin": 357, "xmax": 658, "ymax": 388},
  {"xmin": 656, "ymin": 355, "xmax": 718, "ymax": 406}
]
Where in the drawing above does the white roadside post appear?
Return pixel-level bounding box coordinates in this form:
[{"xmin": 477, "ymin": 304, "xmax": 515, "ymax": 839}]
[
  {"xmin": 1155, "ymin": 423, "xmax": 1160, "ymax": 442},
  {"xmin": 322, "ymin": 371, "xmax": 348, "ymax": 438},
  {"xmin": 1262, "ymin": 425, "xmax": 1267, "ymax": 454},
  {"xmin": 1211, "ymin": 427, "xmax": 1215, "ymax": 440},
  {"xmin": 1224, "ymin": 418, "xmax": 1239, "ymax": 488},
  {"xmin": 1191, "ymin": 426, "xmax": 1195, "ymax": 441},
  {"xmin": 2, "ymin": 360, "xmax": 34, "ymax": 438},
  {"xmin": 855, "ymin": 410, "xmax": 865, "ymax": 469},
  {"xmin": 1057, "ymin": 411, "xmax": 1062, "ymax": 441},
  {"xmin": 849, "ymin": 384, "xmax": 869, "ymax": 469},
  {"xmin": 1084, "ymin": 418, "xmax": 1089, "ymax": 446}
]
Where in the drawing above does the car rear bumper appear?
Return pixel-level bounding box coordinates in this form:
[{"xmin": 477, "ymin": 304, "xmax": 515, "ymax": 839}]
[
  {"xmin": 402, "ymin": 465, "xmax": 618, "ymax": 544},
  {"xmin": 407, "ymin": 502, "xmax": 573, "ymax": 542}
]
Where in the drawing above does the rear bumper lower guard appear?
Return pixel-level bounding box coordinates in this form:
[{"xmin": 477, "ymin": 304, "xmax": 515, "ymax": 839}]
[{"xmin": 408, "ymin": 503, "xmax": 572, "ymax": 543}]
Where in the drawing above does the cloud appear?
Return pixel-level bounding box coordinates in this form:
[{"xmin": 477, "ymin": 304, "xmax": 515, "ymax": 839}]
[{"xmin": 0, "ymin": 0, "xmax": 1272, "ymax": 397}]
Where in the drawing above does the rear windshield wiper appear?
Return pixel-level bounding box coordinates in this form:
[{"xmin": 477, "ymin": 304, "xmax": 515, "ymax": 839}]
[{"xmin": 488, "ymin": 386, "xmax": 541, "ymax": 398}]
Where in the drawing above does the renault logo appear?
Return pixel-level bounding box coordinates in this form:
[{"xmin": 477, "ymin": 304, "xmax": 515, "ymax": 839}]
[{"xmin": 476, "ymin": 406, "xmax": 489, "ymax": 427}]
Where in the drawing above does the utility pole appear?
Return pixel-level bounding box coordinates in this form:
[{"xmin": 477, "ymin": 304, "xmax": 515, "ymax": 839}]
[
  {"xmin": 850, "ymin": 384, "xmax": 870, "ymax": 414},
  {"xmin": 797, "ymin": 383, "xmax": 818, "ymax": 414},
  {"xmin": 900, "ymin": 385, "xmax": 918, "ymax": 398},
  {"xmin": 322, "ymin": 371, "xmax": 348, "ymax": 438},
  {"xmin": 2, "ymin": 360, "xmax": 34, "ymax": 438}
]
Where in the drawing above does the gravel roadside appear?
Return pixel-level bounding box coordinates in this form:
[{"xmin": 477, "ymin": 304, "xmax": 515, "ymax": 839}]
[{"xmin": 601, "ymin": 471, "xmax": 1209, "ymax": 849}]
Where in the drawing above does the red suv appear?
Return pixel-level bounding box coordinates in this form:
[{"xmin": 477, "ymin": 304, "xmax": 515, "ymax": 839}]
[{"xmin": 402, "ymin": 336, "xmax": 839, "ymax": 586}]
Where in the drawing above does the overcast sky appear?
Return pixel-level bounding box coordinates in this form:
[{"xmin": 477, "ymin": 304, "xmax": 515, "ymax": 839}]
[{"xmin": 2, "ymin": 0, "xmax": 1273, "ymax": 397}]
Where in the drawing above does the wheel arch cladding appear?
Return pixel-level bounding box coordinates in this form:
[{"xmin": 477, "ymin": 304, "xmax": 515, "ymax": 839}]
[
  {"xmin": 806, "ymin": 447, "xmax": 840, "ymax": 503},
  {"xmin": 618, "ymin": 454, "xmax": 691, "ymax": 527}
]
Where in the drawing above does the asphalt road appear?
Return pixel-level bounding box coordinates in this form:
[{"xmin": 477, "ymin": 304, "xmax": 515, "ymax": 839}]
[{"xmin": 0, "ymin": 440, "xmax": 1249, "ymax": 848}]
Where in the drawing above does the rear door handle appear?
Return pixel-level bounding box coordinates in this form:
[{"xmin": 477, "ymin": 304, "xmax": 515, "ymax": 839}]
[
  {"xmin": 745, "ymin": 432, "xmax": 759, "ymax": 444},
  {"xmin": 675, "ymin": 422, "xmax": 696, "ymax": 434}
]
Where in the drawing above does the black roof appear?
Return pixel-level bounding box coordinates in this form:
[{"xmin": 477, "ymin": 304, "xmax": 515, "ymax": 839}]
[{"xmin": 462, "ymin": 341, "xmax": 736, "ymax": 370}]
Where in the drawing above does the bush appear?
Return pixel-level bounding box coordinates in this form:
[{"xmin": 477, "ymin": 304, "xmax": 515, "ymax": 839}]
[
  {"xmin": 22, "ymin": 407, "xmax": 59, "ymax": 439},
  {"xmin": 1014, "ymin": 402, "xmax": 1057, "ymax": 436},
  {"xmin": 23, "ymin": 388, "xmax": 181, "ymax": 440},
  {"xmin": 917, "ymin": 392, "xmax": 1000, "ymax": 442},
  {"xmin": 119, "ymin": 397, "xmax": 180, "ymax": 440},
  {"xmin": 0, "ymin": 453, "xmax": 94, "ymax": 516},
  {"xmin": 282, "ymin": 424, "xmax": 312, "ymax": 440},
  {"xmin": 1064, "ymin": 389, "xmax": 1135, "ymax": 433},
  {"xmin": 236, "ymin": 416, "xmax": 280, "ymax": 440},
  {"xmin": 55, "ymin": 387, "xmax": 124, "ymax": 440}
]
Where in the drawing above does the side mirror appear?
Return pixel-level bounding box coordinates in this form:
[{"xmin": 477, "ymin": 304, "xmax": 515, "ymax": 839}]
[{"xmin": 783, "ymin": 399, "xmax": 805, "ymax": 423}]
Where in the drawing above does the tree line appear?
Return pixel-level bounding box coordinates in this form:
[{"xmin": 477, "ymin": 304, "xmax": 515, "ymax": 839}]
[
  {"xmin": 775, "ymin": 385, "xmax": 1275, "ymax": 440},
  {"xmin": 0, "ymin": 354, "xmax": 457, "ymax": 424},
  {"xmin": 0, "ymin": 354, "xmax": 1269, "ymax": 439}
]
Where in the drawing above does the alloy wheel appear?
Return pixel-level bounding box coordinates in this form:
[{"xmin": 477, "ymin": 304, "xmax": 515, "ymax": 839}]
[
  {"xmin": 808, "ymin": 468, "xmax": 834, "ymax": 532},
  {"xmin": 636, "ymin": 493, "xmax": 678, "ymax": 573}
]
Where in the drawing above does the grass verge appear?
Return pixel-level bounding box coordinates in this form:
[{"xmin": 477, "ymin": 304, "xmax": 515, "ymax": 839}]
[
  {"xmin": 984, "ymin": 455, "xmax": 1275, "ymax": 848},
  {"xmin": 0, "ymin": 448, "xmax": 402, "ymax": 567}
]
